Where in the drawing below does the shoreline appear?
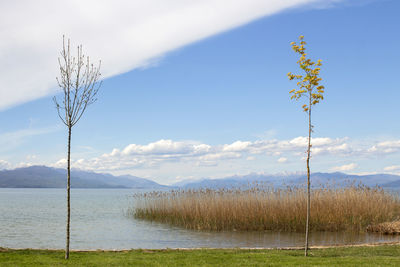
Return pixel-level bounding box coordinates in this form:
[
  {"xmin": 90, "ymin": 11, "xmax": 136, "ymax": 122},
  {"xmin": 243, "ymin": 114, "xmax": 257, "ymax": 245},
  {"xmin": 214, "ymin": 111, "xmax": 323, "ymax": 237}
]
[{"xmin": 2, "ymin": 241, "xmax": 400, "ymax": 252}]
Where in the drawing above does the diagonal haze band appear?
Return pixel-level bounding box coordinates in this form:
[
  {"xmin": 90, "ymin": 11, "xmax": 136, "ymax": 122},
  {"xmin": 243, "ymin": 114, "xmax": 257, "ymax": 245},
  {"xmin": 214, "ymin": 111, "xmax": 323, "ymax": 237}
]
[{"xmin": 0, "ymin": 0, "xmax": 343, "ymax": 110}]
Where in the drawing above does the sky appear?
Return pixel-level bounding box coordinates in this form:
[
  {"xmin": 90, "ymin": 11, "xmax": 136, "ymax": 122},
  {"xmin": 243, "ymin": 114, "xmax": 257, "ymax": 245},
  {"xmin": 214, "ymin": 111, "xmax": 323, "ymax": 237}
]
[{"xmin": 0, "ymin": 0, "xmax": 399, "ymax": 184}]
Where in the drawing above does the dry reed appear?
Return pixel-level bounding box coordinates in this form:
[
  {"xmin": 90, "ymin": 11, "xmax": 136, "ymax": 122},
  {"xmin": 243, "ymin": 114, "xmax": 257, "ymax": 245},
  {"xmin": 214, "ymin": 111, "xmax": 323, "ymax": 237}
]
[
  {"xmin": 132, "ymin": 184, "xmax": 400, "ymax": 232},
  {"xmin": 367, "ymin": 221, "xmax": 400, "ymax": 234}
]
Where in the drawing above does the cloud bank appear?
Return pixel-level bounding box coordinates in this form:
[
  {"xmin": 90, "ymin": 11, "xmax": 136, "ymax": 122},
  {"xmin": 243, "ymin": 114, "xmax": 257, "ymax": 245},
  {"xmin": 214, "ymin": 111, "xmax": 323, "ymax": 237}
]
[
  {"xmin": 1, "ymin": 135, "xmax": 398, "ymax": 182},
  {"xmin": 51, "ymin": 136, "xmax": 396, "ymax": 174},
  {"xmin": 330, "ymin": 163, "xmax": 357, "ymax": 172},
  {"xmin": 0, "ymin": 0, "xmax": 341, "ymax": 110}
]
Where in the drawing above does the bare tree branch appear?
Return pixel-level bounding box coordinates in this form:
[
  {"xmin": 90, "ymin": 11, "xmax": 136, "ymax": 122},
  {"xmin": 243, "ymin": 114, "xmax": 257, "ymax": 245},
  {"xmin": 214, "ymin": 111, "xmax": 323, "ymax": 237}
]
[
  {"xmin": 54, "ymin": 36, "xmax": 101, "ymax": 128},
  {"xmin": 53, "ymin": 36, "xmax": 102, "ymax": 259}
]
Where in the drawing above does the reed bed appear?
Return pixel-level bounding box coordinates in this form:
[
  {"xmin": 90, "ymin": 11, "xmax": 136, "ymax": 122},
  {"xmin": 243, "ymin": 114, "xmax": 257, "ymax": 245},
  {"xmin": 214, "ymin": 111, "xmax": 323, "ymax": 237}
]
[
  {"xmin": 132, "ymin": 184, "xmax": 400, "ymax": 232},
  {"xmin": 367, "ymin": 221, "xmax": 400, "ymax": 234}
]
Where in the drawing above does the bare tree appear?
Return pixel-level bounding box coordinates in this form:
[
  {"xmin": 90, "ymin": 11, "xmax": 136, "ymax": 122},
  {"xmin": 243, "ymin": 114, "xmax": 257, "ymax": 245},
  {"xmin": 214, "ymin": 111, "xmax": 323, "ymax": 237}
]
[{"xmin": 53, "ymin": 36, "xmax": 102, "ymax": 259}]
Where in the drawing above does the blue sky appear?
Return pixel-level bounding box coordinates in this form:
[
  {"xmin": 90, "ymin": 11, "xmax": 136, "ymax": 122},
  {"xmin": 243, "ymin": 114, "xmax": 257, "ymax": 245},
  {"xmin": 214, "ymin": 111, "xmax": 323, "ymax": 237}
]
[{"xmin": 0, "ymin": 0, "xmax": 399, "ymax": 184}]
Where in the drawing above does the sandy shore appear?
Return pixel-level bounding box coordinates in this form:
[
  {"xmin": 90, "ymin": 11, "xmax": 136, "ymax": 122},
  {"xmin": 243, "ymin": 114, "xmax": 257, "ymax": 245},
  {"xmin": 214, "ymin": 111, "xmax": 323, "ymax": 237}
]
[{"xmin": 2, "ymin": 241, "xmax": 400, "ymax": 252}]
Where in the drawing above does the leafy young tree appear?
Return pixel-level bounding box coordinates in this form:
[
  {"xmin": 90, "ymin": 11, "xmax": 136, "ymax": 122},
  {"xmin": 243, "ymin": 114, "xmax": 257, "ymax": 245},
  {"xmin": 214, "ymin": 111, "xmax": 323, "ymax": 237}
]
[
  {"xmin": 53, "ymin": 37, "xmax": 102, "ymax": 259},
  {"xmin": 287, "ymin": 35, "xmax": 324, "ymax": 257}
]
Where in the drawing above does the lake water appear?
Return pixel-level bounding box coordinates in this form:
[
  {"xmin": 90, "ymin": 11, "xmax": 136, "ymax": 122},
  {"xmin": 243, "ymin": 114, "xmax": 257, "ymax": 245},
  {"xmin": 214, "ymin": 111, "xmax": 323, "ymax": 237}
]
[{"xmin": 1, "ymin": 188, "xmax": 399, "ymax": 250}]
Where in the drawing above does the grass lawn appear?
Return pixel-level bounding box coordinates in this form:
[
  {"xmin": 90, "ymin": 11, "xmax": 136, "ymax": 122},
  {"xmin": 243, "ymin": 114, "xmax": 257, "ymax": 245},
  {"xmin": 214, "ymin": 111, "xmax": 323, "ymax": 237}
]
[{"xmin": 1, "ymin": 245, "xmax": 400, "ymax": 266}]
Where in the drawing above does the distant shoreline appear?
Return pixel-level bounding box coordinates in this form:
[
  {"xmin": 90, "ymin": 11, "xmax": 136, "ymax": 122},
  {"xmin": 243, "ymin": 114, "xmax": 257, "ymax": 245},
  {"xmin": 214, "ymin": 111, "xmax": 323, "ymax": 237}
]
[{"xmin": 0, "ymin": 187, "xmax": 133, "ymax": 189}]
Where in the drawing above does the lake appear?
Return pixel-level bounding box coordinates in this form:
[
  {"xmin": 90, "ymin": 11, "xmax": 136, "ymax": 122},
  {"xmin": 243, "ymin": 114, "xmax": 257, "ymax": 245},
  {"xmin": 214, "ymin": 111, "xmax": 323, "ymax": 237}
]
[{"xmin": 0, "ymin": 188, "xmax": 399, "ymax": 250}]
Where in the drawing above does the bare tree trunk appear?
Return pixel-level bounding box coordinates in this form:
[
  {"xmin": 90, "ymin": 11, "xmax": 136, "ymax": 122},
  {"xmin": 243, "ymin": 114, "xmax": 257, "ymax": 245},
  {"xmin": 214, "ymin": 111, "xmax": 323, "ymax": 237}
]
[
  {"xmin": 65, "ymin": 126, "xmax": 71, "ymax": 259},
  {"xmin": 54, "ymin": 37, "xmax": 101, "ymax": 260},
  {"xmin": 305, "ymin": 97, "xmax": 312, "ymax": 257}
]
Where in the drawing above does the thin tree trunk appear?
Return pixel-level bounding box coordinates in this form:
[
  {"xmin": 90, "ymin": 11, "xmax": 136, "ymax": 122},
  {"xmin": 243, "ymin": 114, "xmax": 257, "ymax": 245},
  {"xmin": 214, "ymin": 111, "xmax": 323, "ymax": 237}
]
[
  {"xmin": 65, "ymin": 126, "xmax": 71, "ymax": 259},
  {"xmin": 305, "ymin": 97, "xmax": 312, "ymax": 257}
]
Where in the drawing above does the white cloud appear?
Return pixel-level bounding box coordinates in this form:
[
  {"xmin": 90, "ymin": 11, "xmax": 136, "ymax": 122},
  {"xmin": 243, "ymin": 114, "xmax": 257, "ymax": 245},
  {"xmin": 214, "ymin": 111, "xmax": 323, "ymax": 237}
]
[
  {"xmin": 313, "ymin": 142, "xmax": 351, "ymax": 156},
  {"xmin": 14, "ymin": 162, "xmax": 34, "ymax": 169},
  {"xmin": 368, "ymin": 140, "xmax": 400, "ymax": 154},
  {"xmin": 384, "ymin": 165, "xmax": 400, "ymax": 172},
  {"xmin": 120, "ymin": 139, "xmax": 204, "ymax": 156},
  {"xmin": 199, "ymin": 152, "xmax": 241, "ymax": 161},
  {"xmin": 54, "ymin": 158, "xmax": 67, "ymax": 168},
  {"xmin": 53, "ymin": 136, "xmax": 357, "ymax": 173},
  {"xmin": 330, "ymin": 163, "xmax": 357, "ymax": 172},
  {"xmin": 223, "ymin": 141, "xmax": 251, "ymax": 152},
  {"xmin": 196, "ymin": 161, "xmax": 218, "ymax": 167},
  {"xmin": 0, "ymin": 0, "xmax": 342, "ymax": 110},
  {"xmin": 0, "ymin": 134, "xmax": 391, "ymax": 183},
  {"xmin": 248, "ymin": 137, "xmax": 349, "ymax": 156},
  {"xmin": 0, "ymin": 159, "xmax": 11, "ymax": 170},
  {"xmin": 289, "ymin": 136, "xmax": 308, "ymax": 147},
  {"xmin": 277, "ymin": 157, "xmax": 288, "ymax": 163}
]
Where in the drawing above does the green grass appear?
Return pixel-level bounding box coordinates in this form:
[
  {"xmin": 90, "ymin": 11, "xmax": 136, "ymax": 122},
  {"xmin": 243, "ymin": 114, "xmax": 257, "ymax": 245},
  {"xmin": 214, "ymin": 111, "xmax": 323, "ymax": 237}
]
[{"xmin": 1, "ymin": 245, "xmax": 400, "ymax": 266}]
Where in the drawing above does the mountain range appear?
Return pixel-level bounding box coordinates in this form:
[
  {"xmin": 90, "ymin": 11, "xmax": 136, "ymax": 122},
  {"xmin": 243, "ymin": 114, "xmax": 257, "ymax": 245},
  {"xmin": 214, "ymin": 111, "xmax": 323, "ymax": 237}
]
[
  {"xmin": 1, "ymin": 165, "xmax": 400, "ymax": 189},
  {"xmin": 173, "ymin": 172, "xmax": 400, "ymax": 189},
  {"xmin": 0, "ymin": 166, "xmax": 168, "ymax": 189}
]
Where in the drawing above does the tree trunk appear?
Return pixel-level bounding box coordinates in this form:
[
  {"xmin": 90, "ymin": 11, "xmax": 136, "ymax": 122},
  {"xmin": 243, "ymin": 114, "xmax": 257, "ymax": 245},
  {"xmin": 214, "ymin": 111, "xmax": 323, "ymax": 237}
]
[
  {"xmin": 65, "ymin": 126, "xmax": 71, "ymax": 259},
  {"xmin": 305, "ymin": 97, "xmax": 312, "ymax": 257}
]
